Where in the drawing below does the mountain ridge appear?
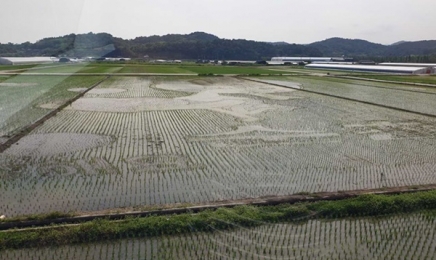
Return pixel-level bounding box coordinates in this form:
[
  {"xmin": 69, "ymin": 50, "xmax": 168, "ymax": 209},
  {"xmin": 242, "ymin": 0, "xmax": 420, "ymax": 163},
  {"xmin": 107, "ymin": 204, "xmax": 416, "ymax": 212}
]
[{"xmin": 1, "ymin": 32, "xmax": 436, "ymax": 61}]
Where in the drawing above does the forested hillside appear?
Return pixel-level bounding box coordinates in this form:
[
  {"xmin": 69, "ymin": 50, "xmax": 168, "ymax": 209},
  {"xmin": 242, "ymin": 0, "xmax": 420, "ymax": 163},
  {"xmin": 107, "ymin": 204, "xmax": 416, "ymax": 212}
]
[
  {"xmin": 1, "ymin": 32, "xmax": 436, "ymax": 61},
  {"xmin": 308, "ymin": 37, "xmax": 387, "ymax": 56},
  {"xmin": 309, "ymin": 37, "xmax": 436, "ymax": 61},
  {"xmin": 0, "ymin": 32, "xmax": 321, "ymax": 60}
]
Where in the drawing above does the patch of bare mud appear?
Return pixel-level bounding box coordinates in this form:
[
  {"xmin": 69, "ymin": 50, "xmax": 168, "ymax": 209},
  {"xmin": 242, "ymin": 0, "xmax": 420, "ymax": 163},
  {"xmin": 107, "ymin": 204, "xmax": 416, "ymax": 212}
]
[
  {"xmin": 154, "ymin": 81, "xmax": 206, "ymax": 93},
  {"xmin": 0, "ymin": 156, "xmax": 118, "ymax": 179},
  {"xmin": 68, "ymin": 88, "xmax": 88, "ymax": 92},
  {"xmin": 369, "ymin": 133, "xmax": 393, "ymax": 141},
  {"xmin": 187, "ymin": 125, "xmax": 340, "ymax": 147},
  {"xmin": 69, "ymin": 88, "xmax": 127, "ymax": 94},
  {"xmin": 4, "ymin": 133, "xmax": 114, "ymax": 156},
  {"xmin": 189, "ymin": 79, "xmax": 215, "ymax": 85},
  {"xmin": 0, "ymin": 83, "xmax": 38, "ymax": 87},
  {"xmin": 39, "ymin": 101, "xmax": 64, "ymax": 109},
  {"xmin": 88, "ymin": 88, "xmax": 126, "ymax": 94},
  {"xmin": 344, "ymin": 120, "xmax": 436, "ymax": 138}
]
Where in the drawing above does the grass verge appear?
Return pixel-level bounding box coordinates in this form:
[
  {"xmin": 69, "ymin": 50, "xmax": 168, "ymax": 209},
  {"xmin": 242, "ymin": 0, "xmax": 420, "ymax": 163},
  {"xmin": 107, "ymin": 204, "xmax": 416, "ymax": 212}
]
[{"xmin": 2, "ymin": 190, "xmax": 436, "ymax": 249}]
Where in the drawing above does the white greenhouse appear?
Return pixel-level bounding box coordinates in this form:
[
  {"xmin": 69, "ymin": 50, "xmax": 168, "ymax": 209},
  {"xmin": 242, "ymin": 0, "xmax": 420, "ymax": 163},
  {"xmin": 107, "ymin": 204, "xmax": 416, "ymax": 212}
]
[
  {"xmin": 379, "ymin": 62, "xmax": 436, "ymax": 68},
  {"xmin": 0, "ymin": 57, "xmax": 59, "ymax": 65},
  {"xmin": 271, "ymin": 57, "xmax": 336, "ymax": 62},
  {"xmin": 305, "ymin": 64, "xmax": 435, "ymax": 74}
]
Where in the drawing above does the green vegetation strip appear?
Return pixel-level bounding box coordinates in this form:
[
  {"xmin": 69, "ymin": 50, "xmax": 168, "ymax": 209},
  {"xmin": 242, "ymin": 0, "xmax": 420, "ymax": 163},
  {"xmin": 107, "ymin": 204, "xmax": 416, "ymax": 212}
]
[{"xmin": 2, "ymin": 190, "xmax": 436, "ymax": 250}]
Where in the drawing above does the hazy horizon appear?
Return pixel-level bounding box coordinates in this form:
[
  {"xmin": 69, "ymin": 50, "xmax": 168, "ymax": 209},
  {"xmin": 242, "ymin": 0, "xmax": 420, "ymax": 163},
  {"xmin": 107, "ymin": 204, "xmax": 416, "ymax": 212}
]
[{"xmin": 2, "ymin": 0, "xmax": 436, "ymax": 45}]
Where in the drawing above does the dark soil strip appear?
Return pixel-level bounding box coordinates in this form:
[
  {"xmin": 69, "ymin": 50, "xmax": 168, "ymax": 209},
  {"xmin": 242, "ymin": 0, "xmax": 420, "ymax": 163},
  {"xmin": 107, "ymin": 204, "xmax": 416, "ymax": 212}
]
[
  {"xmin": 240, "ymin": 77, "xmax": 436, "ymax": 118},
  {"xmin": 1, "ymin": 184, "xmax": 435, "ymax": 231},
  {"xmin": 0, "ymin": 76, "xmax": 110, "ymax": 153}
]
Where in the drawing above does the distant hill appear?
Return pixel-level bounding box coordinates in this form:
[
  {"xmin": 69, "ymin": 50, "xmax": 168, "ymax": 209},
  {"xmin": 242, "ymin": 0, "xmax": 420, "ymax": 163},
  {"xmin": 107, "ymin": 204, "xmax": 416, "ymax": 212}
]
[
  {"xmin": 390, "ymin": 40, "xmax": 406, "ymax": 46},
  {"xmin": 1, "ymin": 33, "xmax": 436, "ymax": 61},
  {"xmin": 0, "ymin": 32, "xmax": 116, "ymax": 58},
  {"xmin": 0, "ymin": 32, "xmax": 321, "ymax": 60},
  {"xmin": 308, "ymin": 37, "xmax": 436, "ymax": 58},
  {"xmin": 385, "ymin": 40, "xmax": 436, "ymax": 56},
  {"xmin": 269, "ymin": 42, "xmax": 290, "ymax": 46},
  {"xmin": 308, "ymin": 37, "xmax": 387, "ymax": 56},
  {"xmin": 131, "ymin": 32, "xmax": 219, "ymax": 45}
]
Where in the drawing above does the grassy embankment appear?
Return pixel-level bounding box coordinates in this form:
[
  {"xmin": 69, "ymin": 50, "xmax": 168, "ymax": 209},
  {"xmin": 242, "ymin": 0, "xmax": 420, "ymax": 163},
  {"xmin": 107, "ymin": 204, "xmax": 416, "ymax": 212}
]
[{"xmin": 2, "ymin": 190, "xmax": 436, "ymax": 250}]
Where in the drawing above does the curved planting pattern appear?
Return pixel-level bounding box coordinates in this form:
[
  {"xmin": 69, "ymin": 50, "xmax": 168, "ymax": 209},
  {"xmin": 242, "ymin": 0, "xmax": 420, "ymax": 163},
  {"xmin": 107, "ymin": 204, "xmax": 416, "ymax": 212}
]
[
  {"xmin": 84, "ymin": 77, "xmax": 193, "ymax": 99},
  {"xmin": 1, "ymin": 77, "xmax": 436, "ymax": 217}
]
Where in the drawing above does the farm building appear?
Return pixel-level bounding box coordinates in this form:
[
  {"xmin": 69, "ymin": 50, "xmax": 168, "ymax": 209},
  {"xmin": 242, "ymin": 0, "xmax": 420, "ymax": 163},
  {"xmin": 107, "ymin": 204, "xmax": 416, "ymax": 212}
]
[
  {"xmin": 0, "ymin": 57, "xmax": 13, "ymax": 65},
  {"xmin": 226, "ymin": 60, "xmax": 257, "ymax": 65},
  {"xmin": 104, "ymin": 57, "xmax": 132, "ymax": 62},
  {"xmin": 0, "ymin": 57, "xmax": 58, "ymax": 65},
  {"xmin": 270, "ymin": 57, "xmax": 351, "ymax": 65},
  {"xmin": 271, "ymin": 57, "xmax": 336, "ymax": 63},
  {"xmin": 305, "ymin": 63, "xmax": 435, "ymax": 74},
  {"xmin": 379, "ymin": 62, "xmax": 436, "ymax": 68},
  {"xmin": 311, "ymin": 61, "xmax": 354, "ymax": 65}
]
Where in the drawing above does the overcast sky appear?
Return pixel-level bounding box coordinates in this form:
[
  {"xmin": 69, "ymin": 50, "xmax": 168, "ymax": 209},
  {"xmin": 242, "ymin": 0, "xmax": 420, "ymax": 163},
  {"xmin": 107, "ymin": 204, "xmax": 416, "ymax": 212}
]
[{"xmin": 2, "ymin": 0, "xmax": 435, "ymax": 45}]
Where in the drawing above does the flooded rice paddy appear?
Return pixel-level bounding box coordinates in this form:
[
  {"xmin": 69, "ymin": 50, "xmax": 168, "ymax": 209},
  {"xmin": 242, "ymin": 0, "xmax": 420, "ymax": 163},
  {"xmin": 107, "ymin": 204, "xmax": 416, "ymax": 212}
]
[{"xmin": 1, "ymin": 76, "xmax": 436, "ymax": 216}]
